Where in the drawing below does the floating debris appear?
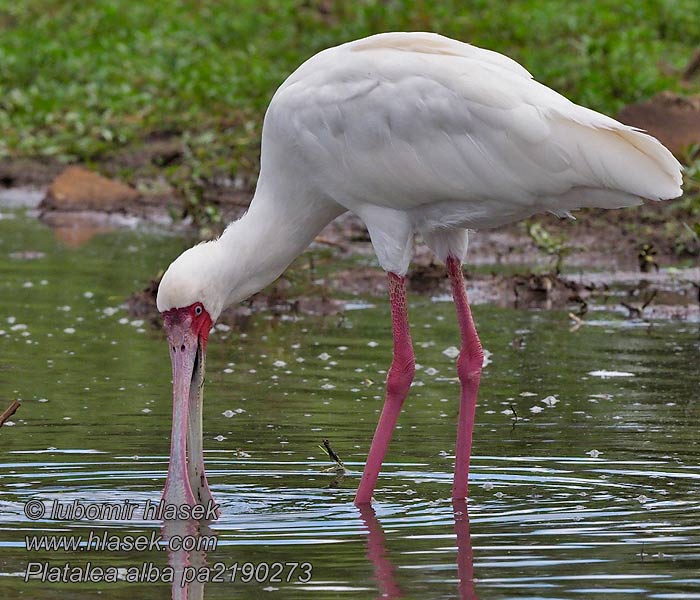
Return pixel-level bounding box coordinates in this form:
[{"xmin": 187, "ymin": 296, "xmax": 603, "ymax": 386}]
[
  {"xmin": 222, "ymin": 408, "xmax": 245, "ymax": 418},
  {"xmin": 588, "ymin": 370, "xmax": 635, "ymax": 378},
  {"xmin": 442, "ymin": 345, "xmax": 459, "ymax": 359},
  {"xmin": 541, "ymin": 395, "xmax": 559, "ymax": 407},
  {"xmin": 319, "ymin": 438, "xmax": 347, "ymax": 474}
]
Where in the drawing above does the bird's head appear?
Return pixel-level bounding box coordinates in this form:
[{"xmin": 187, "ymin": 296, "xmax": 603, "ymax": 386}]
[
  {"xmin": 157, "ymin": 241, "xmax": 228, "ymax": 323},
  {"xmin": 156, "ymin": 241, "xmax": 228, "ymax": 416}
]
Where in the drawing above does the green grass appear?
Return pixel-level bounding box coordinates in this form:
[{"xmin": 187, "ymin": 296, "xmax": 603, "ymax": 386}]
[{"xmin": 1, "ymin": 0, "xmax": 699, "ymax": 193}]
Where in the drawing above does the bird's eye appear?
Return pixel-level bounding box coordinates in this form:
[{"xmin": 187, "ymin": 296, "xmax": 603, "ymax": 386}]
[{"xmin": 195, "ymin": 305, "xmax": 203, "ymax": 316}]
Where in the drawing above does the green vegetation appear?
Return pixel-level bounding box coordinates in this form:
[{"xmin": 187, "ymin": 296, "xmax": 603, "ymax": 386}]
[
  {"xmin": 1, "ymin": 1, "xmax": 700, "ymax": 211},
  {"xmin": 526, "ymin": 221, "xmax": 578, "ymax": 274}
]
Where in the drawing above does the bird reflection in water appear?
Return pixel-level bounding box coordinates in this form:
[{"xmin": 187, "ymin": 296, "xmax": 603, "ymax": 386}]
[
  {"xmin": 160, "ymin": 502, "xmax": 475, "ymax": 599},
  {"xmin": 358, "ymin": 500, "xmax": 477, "ymax": 600},
  {"xmin": 162, "ymin": 518, "xmax": 215, "ymax": 600}
]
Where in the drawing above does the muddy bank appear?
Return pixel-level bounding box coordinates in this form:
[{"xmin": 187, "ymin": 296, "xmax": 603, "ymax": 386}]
[{"xmin": 1, "ymin": 150, "xmax": 698, "ymax": 325}]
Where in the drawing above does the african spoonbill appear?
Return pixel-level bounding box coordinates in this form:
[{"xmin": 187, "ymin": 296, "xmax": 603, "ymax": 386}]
[{"xmin": 156, "ymin": 32, "xmax": 682, "ymax": 508}]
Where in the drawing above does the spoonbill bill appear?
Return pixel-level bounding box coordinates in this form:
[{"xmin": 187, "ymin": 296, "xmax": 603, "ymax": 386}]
[{"xmin": 156, "ymin": 32, "xmax": 682, "ymax": 508}]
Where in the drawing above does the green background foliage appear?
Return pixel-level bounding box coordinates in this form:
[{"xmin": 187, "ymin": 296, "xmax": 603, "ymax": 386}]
[{"xmin": 1, "ymin": 0, "xmax": 699, "ymax": 175}]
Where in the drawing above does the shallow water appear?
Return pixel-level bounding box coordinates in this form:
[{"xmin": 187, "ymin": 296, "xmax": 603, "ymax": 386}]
[{"xmin": 1, "ymin": 209, "xmax": 699, "ymax": 599}]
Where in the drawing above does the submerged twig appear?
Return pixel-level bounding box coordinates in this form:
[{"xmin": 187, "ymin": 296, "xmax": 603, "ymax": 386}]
[
  {"xmin": 621, "ymin": 289, "xmax": 658, "ymax": 319},
  {"xmin": 0, "ymin": 400, "xmax": 21, "ymax": 428}
]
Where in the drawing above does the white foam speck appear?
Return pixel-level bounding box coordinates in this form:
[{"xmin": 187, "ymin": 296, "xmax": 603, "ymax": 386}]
[
  {"xmin": 442, "ymin": 346, "xmax": 459, "ymax": 359},
  {"xmin": 541, "ymin": 395, "xmax": 559, "ymax": 407},
  {"xmin": 588, "ymin": 370, "xmax": 634, "ymax": 378}
]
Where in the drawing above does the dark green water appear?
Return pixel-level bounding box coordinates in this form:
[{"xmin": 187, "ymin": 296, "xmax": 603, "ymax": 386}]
[{"xmin": 0, "ymin": 208, "xmax": 698, "ymax": 599}]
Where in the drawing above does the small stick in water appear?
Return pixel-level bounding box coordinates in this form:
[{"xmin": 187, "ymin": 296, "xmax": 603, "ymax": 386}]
[
  {"xmin": 0, "ymin": 400, "xmax": 21, "ymax": 428},
  {"xmin": 319, "ymin": 438, "xmax": 346, "ymax": 472}
]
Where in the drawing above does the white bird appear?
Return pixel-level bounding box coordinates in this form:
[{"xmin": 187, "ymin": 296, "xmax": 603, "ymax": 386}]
[{"xmin": 156, "ymin": 32, "xmax": 682, "ymax": 509}]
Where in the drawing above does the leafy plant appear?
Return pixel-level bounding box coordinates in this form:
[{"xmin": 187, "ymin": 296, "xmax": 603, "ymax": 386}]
[
  {"xmin": 673, "ymin": 221, "xmax": 700, "ymax": 257},
  {"xmin": 527, "ymin": 222, "xmax": 578, "ymax": 275}
]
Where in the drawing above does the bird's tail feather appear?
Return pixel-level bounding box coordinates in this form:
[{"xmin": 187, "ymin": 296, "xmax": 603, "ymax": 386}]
[{"xmin": 549, "ymin": 107, "xmax": 682, "ymax": 208}]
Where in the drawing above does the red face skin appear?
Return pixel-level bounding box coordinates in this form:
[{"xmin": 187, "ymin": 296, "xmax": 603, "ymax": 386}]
[
  {"xmin": 162, "ymin": 302, "xmax": 212, "ymax": 355},
  {"xmin": 161, "ymin": 302, "xmax": 213, "ymax": 507}
]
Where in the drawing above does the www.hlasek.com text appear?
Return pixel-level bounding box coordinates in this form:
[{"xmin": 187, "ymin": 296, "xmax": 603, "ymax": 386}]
[{"xmin": 25, "ymin": 529, "xmax": 217, "ymax": 553}]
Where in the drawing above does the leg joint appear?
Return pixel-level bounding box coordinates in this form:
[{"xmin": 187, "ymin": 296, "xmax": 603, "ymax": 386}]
[
  {"xmin": 386, "ymin": 354, "xmax": 415, "ymax": 397},
  {"xmin": 457, "ymin": 347, "xmax": 483, "ymax": 383}
]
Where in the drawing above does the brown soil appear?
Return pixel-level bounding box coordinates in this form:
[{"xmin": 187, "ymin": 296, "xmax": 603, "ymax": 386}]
[
  {"xmin": 2, "ymin": 92, "xmax": 699, "ymax": 325},
  {"xmin": 618, "ymin": 92, "xmax": 700, "ymax": 156},
  {"xmin": 42, "ymin": 166, "xmax": 140, "ymax": 212}
]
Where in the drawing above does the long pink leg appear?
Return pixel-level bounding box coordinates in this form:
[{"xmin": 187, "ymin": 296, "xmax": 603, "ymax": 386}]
[
  {"xmin": 446, "ymin": 257, "xmax": 483, "ymax": 500},
  {"xmin": 355, "ymin": 273, "xmax": 415, "ymax": 505}
]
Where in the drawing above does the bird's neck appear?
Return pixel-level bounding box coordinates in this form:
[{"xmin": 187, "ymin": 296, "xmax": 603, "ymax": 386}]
[{"xmin": 216, "ymin": 184, "xmax": 343, "ymax": 309}]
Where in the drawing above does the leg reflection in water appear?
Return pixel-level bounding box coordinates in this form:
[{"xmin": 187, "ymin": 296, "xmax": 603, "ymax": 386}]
[
  {"xmin": 358, "ymin": 501, "xmax": 477, "ymax": 600},
  {"xmin": 358, "ymin": 504, "xmax": 405, "ymax": 599},
  {"xmin": 453, "ymin": 499, "xmax": 477, "ymax": 600}
]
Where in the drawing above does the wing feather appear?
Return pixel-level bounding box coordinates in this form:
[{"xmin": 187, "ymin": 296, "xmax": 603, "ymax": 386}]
[{"xmin": 264, "ymin": 32, "xmax": 682, "ymax": 229}]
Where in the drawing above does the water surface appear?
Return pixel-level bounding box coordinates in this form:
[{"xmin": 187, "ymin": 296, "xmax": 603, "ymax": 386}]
[{"xmin": 0, "ymin": 209, "xmax": 698, "ymax": 599}]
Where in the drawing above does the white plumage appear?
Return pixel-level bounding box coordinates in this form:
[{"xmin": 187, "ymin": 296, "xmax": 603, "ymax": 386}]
[{"xmin": 158, "ymin": 31, "xmax": 682, "ymax": 320}]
